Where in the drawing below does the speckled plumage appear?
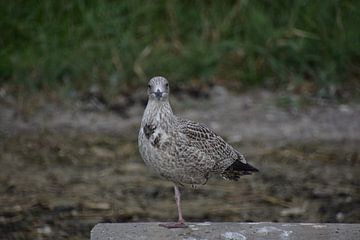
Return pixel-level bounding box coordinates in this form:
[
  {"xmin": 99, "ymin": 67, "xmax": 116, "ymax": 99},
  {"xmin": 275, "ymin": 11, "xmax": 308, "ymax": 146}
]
[
  {"xmin": 138, "ymin": 76, "xmax": 258, "ymax": 227},
  {"xmin": 138, "ymin": 77, "xmax": 258, "ymax": 187}
]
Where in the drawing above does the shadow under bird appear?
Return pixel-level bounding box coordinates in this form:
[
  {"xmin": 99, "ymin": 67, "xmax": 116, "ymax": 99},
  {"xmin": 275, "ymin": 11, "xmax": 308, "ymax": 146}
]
[{"xmin": 138, "ymin": 76, "xmax": 259, "ymax": 228}]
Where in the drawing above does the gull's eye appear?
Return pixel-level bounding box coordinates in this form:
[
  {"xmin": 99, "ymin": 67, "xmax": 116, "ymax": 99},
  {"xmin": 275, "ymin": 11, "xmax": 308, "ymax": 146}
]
[
  {"xmin": 148, "ymin": 84, "xmax": 151, "ymax": 89},
  {"xmin": 165, "ymin": 83, "xmax": 169, "ymax": 88}
]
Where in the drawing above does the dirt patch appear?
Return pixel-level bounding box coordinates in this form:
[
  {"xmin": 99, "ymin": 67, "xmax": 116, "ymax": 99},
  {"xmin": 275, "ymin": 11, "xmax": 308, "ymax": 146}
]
[
  {"xmin": 1, "ymin": 88, "xmax": 360, "ymax": 145},
  {"xmin": 0, "ymin": 133, "xmax": 359, "ymax": 239},
  {"xmin": 0, "ymin": 89, "xmax": 360, "ymax": 239}
]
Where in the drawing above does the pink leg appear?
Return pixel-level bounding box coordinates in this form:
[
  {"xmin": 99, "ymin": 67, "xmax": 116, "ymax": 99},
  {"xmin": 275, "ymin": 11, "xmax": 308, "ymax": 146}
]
[
  {"xmin": 159, "ymin": 185, "xmax": 188, "ymax": 228},
  {"xmin": 174, "ymin": 184, "xmax": 185, "ymax": 223}
]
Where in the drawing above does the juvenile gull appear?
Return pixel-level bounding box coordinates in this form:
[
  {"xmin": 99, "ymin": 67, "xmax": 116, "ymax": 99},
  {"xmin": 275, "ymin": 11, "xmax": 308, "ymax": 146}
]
[{"xmin": 138, "ymin": 76, "xmax": 259, "ymax": 228}]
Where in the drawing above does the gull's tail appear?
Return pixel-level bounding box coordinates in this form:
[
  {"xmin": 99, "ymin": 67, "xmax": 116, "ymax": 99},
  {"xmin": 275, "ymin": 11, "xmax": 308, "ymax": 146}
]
[{"xmin": 221, "ymin": 156, "xmax": 259, "ymax": 181}]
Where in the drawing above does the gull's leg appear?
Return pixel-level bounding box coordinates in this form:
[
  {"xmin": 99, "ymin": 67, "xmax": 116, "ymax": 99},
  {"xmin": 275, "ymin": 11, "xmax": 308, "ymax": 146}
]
[
  {"xmin": 159, "ymin": 185, "xmax": 188, "ymax": 228},
  {"xmin": 174, "ymin": 184, "xmax": 185, "ymax": 224}
]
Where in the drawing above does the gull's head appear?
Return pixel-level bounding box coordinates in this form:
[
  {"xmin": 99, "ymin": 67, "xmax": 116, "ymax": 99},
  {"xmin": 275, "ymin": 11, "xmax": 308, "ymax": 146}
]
[{"xmin": 147, "ymin": 76, "xmax": 170, "ymax": 101}]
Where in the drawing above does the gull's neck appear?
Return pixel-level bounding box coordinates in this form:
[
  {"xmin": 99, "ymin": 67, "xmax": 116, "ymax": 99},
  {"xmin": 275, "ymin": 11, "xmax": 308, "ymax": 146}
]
[{"xmin": 142, "ymin": 99, "xmax": 176, "ymax": 128}]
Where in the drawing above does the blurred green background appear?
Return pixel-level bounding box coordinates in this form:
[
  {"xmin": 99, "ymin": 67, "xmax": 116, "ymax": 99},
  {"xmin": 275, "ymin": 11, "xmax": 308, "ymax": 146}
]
[{"xmin": 1, "ymin": 0, "xmax": 359, "ymax": 97}]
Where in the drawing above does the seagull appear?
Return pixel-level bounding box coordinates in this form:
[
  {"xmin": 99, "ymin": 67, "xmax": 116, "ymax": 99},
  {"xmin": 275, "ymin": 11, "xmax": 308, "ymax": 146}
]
[{"xmin": 138, "ymin": 76, "xmax": 259, "ymax": 228}]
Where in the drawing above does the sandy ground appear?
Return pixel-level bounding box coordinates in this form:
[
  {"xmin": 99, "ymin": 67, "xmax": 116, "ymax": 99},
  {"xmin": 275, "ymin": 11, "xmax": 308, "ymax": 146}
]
[{"xmin": 0, "ymin": 88, "xmax": 359, "ymax": 239}]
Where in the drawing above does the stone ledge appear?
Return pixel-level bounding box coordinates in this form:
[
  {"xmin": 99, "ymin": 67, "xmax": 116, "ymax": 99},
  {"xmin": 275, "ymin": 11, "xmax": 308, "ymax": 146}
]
[{"xmin": 91, "ymin": 222, "xmax": 360, "ymax": 240}]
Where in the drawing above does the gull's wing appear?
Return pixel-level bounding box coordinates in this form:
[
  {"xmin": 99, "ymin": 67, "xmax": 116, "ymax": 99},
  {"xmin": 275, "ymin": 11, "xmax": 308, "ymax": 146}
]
[{"xmin": 177, "ymin": 118, "xmax": 258, "ymax": 180}]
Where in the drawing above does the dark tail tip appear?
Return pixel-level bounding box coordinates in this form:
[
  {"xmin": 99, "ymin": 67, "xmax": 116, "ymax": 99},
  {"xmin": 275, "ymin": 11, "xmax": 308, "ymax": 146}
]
[
  {"xmin": 221, "ymin": 160, "xmax": 259, "ymax": 181},
  {"xmin": 248, "ymin": 163, "xmax": 259, "ymax": 172},
  {"xmin": 228, "ymin": 160, "xmax": 259, "ymax": 172}
]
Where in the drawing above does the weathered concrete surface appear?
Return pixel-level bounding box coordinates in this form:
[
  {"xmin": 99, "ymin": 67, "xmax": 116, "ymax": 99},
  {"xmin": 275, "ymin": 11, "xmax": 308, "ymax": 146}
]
[{"xmin": 91, "ymin": 222, "xmax": 360, "ymax": 240}]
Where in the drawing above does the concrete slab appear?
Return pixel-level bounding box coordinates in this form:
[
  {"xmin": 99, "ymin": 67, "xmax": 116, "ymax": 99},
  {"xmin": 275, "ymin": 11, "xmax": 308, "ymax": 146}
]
[{"xmin": 91, "ymin": 222, "xmax": 360, "ymax": 240}]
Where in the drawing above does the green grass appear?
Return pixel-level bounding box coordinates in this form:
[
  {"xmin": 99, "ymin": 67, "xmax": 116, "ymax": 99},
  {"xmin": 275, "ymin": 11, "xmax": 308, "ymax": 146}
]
[{"xmin": 1, "ymin": 0, "xmax": 360, "ymax": 97}]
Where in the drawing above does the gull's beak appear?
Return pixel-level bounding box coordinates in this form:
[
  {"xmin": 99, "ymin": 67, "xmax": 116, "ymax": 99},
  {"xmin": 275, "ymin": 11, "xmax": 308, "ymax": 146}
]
[{"xmin": 155, "ymin": 89, "xmax": 163, "ymax": 100}]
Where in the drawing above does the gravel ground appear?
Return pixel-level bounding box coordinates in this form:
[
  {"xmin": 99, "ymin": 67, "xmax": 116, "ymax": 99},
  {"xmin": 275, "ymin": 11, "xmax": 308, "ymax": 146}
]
[{"xmin": 0, "ymin": 88, "xmax": 359, "ymax": 239}]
